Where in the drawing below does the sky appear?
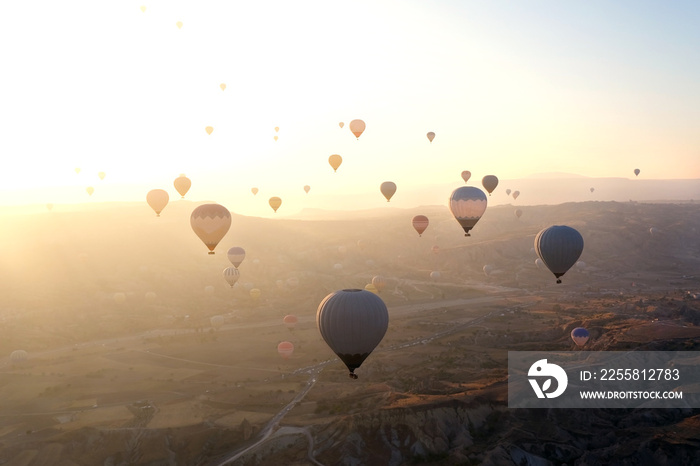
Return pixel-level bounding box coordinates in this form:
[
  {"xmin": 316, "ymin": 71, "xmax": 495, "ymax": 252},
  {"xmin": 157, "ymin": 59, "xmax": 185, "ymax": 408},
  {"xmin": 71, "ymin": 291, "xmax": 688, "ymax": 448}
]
[{"xmin": 1, "ymin": 0, "xmax": 698, "ymax": 215}]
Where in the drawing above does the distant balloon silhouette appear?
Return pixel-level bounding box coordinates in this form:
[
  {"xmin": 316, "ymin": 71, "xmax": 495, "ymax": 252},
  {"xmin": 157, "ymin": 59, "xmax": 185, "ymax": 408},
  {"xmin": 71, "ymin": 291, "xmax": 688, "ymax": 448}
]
[
  {"xmin": 506, "ymin": 189, "xmax": 512, "ymax": 196},
  {"xmin": 273, "ymin": 135, "xmax": 278, "ymax": 141},
  {"xmin": 430, "ymin": 271, "xmax": 441, "ymax": 281},
  {"xmin": 316, "ymin": 289, "xmax": 388, "ymax": 379},
  {"xmin": 534, "ymin": 225, "xmax": 584, "ymax": 283},
  {"xmin": 634, "ymin": 168, "xmax": 640, "ymax": 177},
  {"xmin": 483, "ymin": 264, "xmax": 494, "ymax": 276},
  {"xmin": 364, "ymin": 283, "xmax": 378, "ymax": 294},
  {"xmin": 329, "ymin": 154, "xmax": 342, "ymax": 172},
  {"xmin": 412, "ymin": 215, "xmax": 429, "ymax": 236},
  {"xmin": 512, "ymin": 190, "xmax": 520, "ymax": 200},
  {"xmin": 251, "ymin": 187, "xmax": 258, "ymax": 195},
  {"xmin": 339, "ymin": 122, "xmax": 344, "ymax": 128},
  {"xmin": 515, "ymin": 208, "xmax": 523, "ymax": 219},
  {"xmin": 174, "ymin": 174, "xmax": 191, "ymax": 198},
  {"xmin": 227, "ymin": 246, "xmax": 246, "ymax": 268},
  {"xmin": 380, "ymin": 182, "xmax": 396, "ymax": 202},
  {"xmin": 223, "ymin": 267, "xmax": 240, "ymax": 287},
  {"xmin": 140, "ymin": 5, "xmax": 146, "ymax": 13},
  {"xmin": 481, "ymin": 175, "xmax": 498, "ymax": 195},
  {"xmin": 86, "ymin": 186, "xmax": 94, "ymax": 196},
  {"xmin": 46, "ymin": 203, "xmax": 54, "ymax": 211},
  {"xmin": 283, "ymin": 315, "xmax": 298, "ymax": 329},
  {"xmin": 10, "ymin": 350, "xmax": 28, "ymax": 364},
  {"xmin": 349, "ymin": 119, "xmax": 366, "ymax": 139},
  {"xmin": 371, "ymin": 275, "xmax": 386, "ymax": 293},
  {"xmin": 461, "ymin": 171, "xmax": 471, "ymax": 183},
  {"xmin": 98, "ymin": 171, "xmax": 106, "ymax": 180},
  {"xmin": 590, "ymin": 187, "xmax": 595, "ymax": 193},
  {"xmin": 176, "ymin": 21, "xmax": 183, "ymax": 29},
  {"xmin": 269, "ymin": 197, "xmax": 282, "ymax": 212},
  {"xmin": 274, "ymin": 127, "xmax": 279, "ymax": 132},
  {"xmin": 449, "ymin": 186, "xmax": 487, "ymax": 236},
  {"xmin": 220, "ymin": 83, "xmax": 226, "ymax": 91},
  {"xmin": 278, "ymin": 341, "xmax": 294, "ymax": 359},
  {"xmin": 571, "ymin": 327, "xmax": 590, "ymax": 347},
  {"xmin": 146, "ymin": 189, "xmax": 169, "ymax": 217},
  {"xmin": 426, "ymin": 132, "xmax": 435, "ymax": 143},
  {"xmin": 205, "ymin": 126, "xmax": 213, "ymax": 135},
  {"xmin": 190, "ymin": 204, "xmax": 232, "ymax": 254},
  {"xmin": 304, "ymin": 185, "xmax": 311, "ymax": 194},
  {"xmin": 74, "ymin": 167, "xmax": 81, "ymax": 174}
]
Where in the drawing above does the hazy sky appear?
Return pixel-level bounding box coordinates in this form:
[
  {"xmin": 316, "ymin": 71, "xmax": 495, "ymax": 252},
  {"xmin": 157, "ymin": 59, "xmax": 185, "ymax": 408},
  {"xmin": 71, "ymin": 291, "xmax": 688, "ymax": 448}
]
[{"xmin": 1, "ymin": 0, "xmax": 698, "ymax": 214}]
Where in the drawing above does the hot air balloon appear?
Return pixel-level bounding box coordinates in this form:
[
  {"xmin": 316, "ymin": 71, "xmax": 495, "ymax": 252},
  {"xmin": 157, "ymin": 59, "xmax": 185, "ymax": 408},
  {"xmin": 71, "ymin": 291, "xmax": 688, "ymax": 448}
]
[
  {"xmin": 273, "ymin": 136, "xmax": 278, "ymax": 141},
  {"xmin": 371, "ymin": 275, "xmax": 386, "ymax": 293},
  {"xmin": 571, "ymin": 327, "xmax": 589, "ymax": 347},
  {"xmin": 590, "ymin": 187, "xmax": 595, "ymax": 193},
  {"xmin": 426, "ymin": 132, "xmax": 435, "ymax": 143},
  {"xmin": 274, "ymin": 126, "xmax": 279, "ymax": 132},
  {"xmin": 283, "ymin": 315, "xmax": 298, "ymax": 329},
  {"xmin": 634, "ymin": 168, "xmax": 640, "ymax": 177},
  {"xmin": 380, "ymin": 182, "xmax": 396, "ymax": 202},
  {"xmin": 575, "ymin": 260, "xmax": 586, "ymax": 271},
  {"xmin": 535, "ymin": 258, "xmax": 545, "ymax": 270},
  {"xmin": 9, "ymin": 350, "xmax": 28, "ymax": 364},
  {"xmin": 649, "ymin": 227, "xmax": 659, "ymax": 236},
  {"xmin": 190, "ymin": 204, "xmax": 232, "ymax": 254},
  {"xmin": 481, "ymin": 175, "xmax": 498, "ymax": 195},
  {"xmin": 349, "ymin": 119, "xmax": 366, "ymax": 139},
  {"xmin": 74, "ymin": 167, "xmax": 81, "ymax": 174},
  {"xmin": 176, "ymin": 21, "xmax": 183, "ymax": 29},
  {"xmin": 515, "ymin": 208, "xmax": 523, "ymax": 219},
  {"xmin": 304, "ymin": 185, "xmax": 310, "ymax": 194},
  {"xmin": 430, "ymin": 271, "xmax": 441, "ymax": 281},
  {"xmin": 223, "ymin": 267, "xmax": 240, "ymax": 287},
  {"xmin": 316, "ymin": 289, "xmax": 388, "ymax": 379},
  {"xmin": 211, "ymin": 315, "xmax": 225, "ymax": 328},
  {"xmin": 250, "ymin": 288, "xmax": 261, "ymax": 300},
  {"xmin": 278, "ymin": 341, "xmax": 294, "ymax": 359},
  {"xmin": 98, "ymin": 171, "xmax": 106, "ymax": 180},
  {"xmin": 140, "ymin": 5, "xmax": 146, "ymax": 13},
  {"xmin": 205, "ymin": 126, "xmax": 213, "ymax": 135},
  {"xmin": 365, "ymin": 283, "xmax": 378, "ymax": 294},
  {"xmin": 46, "ymin": 203, "xmax": 54, "ymax": 211},
  {"xmin": 174, "ymin": 175, "xmax": 191, "ymax": 198},
  {"xmin": 227, "ymin": 247, "xmax": 246, "ymax": 268},
  {"xmin": 483, "ymin": 264, "xmax": 494, "ymax": 276},
  {"xmin": 461, "ymin": 171, "xmax": 471, "ymax": 183},
  {"xmin": 512, "ymin": 190, "xmax": 520, "ymax": 200},
  {"xmin": 506, "ymin": 189, "xmax": 512, "ymax": 196},
  {"xmin": 329, "ymin": 154, "xmax": 342, "ymax": 172},
  {"xmin": 146, "ymin": 189, "xmax": 169, "ymax": 217},
  {"xmin": 86, "ymin": 186, "xmax": 94, "ymax": 196},
  {"xmin": 251, "ymin": 187, "xmax": 259, "ymax": 195},
  {"xmin": 431, "ymin": 245, "xmax": 440, "ymax": 254},
  {"xmin": 534, "ymin": 225, "xmax": 584, "ymax": 284},
  {"xmin": 220, "ymin": 83, "xmax": 226, "ymax": 91},
  {"xmin": 412, "ymin": 215, "xmax": 429, "ymax": 236},
  {"xmin": 269, "ymin": 197, "xmax": 282, "ymax": 212},
  {"xmin": 449, "ymin": 186, "xmax": 487, "ymax": 236},
  {"xmin": 339, "ymin": 122, "xmax": 344, "ymax": 128}
]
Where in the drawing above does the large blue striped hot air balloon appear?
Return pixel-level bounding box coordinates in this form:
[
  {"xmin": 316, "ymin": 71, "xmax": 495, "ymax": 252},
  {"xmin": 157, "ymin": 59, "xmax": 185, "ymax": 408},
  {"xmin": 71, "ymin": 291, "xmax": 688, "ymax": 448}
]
[
  {"xmin": 534, "ymin": 225, "xmax": 584, "ymax": 283},
  {"xmin": 316, "ymin": 289, "xmax": 388, "ymax": 379},
  {"xmin": 449, "ymin": 186, "xmax": 488, "ymax": 236},
  {"xmin": 571, "ymin": 327, "xmax": 590, "ymax": 347}
]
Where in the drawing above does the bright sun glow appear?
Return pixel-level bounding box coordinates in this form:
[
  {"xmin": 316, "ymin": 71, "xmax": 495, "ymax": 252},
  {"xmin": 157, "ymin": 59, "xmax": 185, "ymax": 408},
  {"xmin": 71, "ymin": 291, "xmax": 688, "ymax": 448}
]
[{"xmin": 0, "ymin": 1, "xmax": 698, "ymax": 215}]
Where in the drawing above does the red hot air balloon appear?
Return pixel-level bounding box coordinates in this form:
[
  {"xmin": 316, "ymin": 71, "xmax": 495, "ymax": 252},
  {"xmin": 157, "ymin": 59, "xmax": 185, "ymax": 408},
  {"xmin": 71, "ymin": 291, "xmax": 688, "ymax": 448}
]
[{"xmin": 412, "ymin": 215, "xmax": 429, "ymax": 236}]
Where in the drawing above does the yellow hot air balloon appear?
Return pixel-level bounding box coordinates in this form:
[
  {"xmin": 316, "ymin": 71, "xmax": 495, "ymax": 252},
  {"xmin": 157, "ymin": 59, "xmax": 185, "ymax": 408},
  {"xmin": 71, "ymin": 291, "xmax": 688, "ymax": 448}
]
[
  {"xmin": 251, "ymin": 187, "xmax": 259, "ymax": 195},
  {"xmin": 349, "ymin": 119, "xmax": 365, "ymax": 139},
  {"xmin": 174, "ymin": 175, "xmax": 191, "ymax": 198},
  {"xmin": 140, "ymin": 5, "xmax": 146, "ymax": 13},
  {"xmin": 250, "ymin": 288, "xmax": 261, "ymax": 300},
  {"xmin": 190, "ymin": 204, "xmax": 232, "ymax": 254},
  {"xmin": 339, "ymin": 122, "xmax": 344, "ymax": 129},
  {"xmin": 176, "ymin": 21, "xmax": 183, "ymax": 29},
  {"xmin": 269, "ymin": 197, "xmax": 282, "ymax": 213},
  {"xmin": 273, "ymin": 135, "xmax": 278, "ymax": 141},
  {"xmin": 205, "ymin": 126, "xmax": 213, "ymax": 135},
  {"xmin": 365, "ymin": 283, "xmax": 378, "ymax": 294},
  {"xmin": 329, "ymin": 154, "xmax": 342, "ymax": 172},
  {"xmin": 86, "ymin": 186, "xmax": 94, "ymax": 196},
  {"xmin": 426, "ymin": 132, "xmax": 435, "ymax": 143},
  {"xmin": 274, "ymin": 127, "xmax": 279, "ymax": 132},
  {"xmin": 220, "ymin": 83, "xmax": 226, "ymax": 91},
  {"xmin": 146, "ymin": 189, "xmax": 169, "ymax": 217},
  {"xmin": 98, "ymin": 171, "xmax": 106, "ymax": 180}
]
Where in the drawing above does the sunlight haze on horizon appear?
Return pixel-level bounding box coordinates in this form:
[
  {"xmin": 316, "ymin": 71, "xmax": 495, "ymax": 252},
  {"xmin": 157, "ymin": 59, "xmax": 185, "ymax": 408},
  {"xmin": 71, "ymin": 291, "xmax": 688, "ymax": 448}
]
[{"xmin": 1, "ymin": 0, "xmax": 698, "ymax": 215}]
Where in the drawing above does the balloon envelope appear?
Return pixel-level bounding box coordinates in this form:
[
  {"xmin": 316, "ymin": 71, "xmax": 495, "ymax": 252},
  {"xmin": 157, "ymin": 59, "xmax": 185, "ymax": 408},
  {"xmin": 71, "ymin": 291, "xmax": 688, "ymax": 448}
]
[
  {"xmin": 430, "ymin": 271, "xmax": 441, "ymax": 281},
  {"xmin": 412, "ymin": 215, "xmax": 429, "ymax": 236},
  {"xmin": 449, "ymin": 186, "xmax": 487, "ymax": 236},
  {"xmin": 283, "ymin": 314, "xmax": 298, "ymax": 329},
  {"xmin": 205, "ymin": 126, "xmax": 213, "ymax": 135},
  {"xmin": 426, "ymin": 131, "xmax": 435, "ymax": 143},
  {"xmin": 223, "ymin": 266, "xmax": 240, "ymax": 287},
  {"xmin": 174, "ymin": 175, "xmax": 191, "ymax": 198},
  {"xmin": 10, "ymin": 350, "xmax": 28, "ymax": 364},
  {"xmin": 86, "ymin": 186, "xmax": 94, "ymax": 196},
  {"xmin": 98, "ymin": 171, "xmax": 106, "ymax": 180},
  {"xmin": 380, "ymin": 181, "xmax": 397, "ymax": 202},
  {"xmin": 349, "ymin": 119, "xmax": 366, "ymax": 139},
  {"xmin": 227, "ymin": 247, "xmax": 246, "ymax": 268},
  {"xmin": 571, "ymin": 327, "xmax": 590, "ymax": 347},
  {"xmin": 506, "ymin": 189, "xmax": 512, "ymax": 196},
  {"xmin": 304, "ymin": 185, "xmax": 311, "ymax": 194},
  {"xmin": 316, "ymin": 289, "xmax": 388, "ymax": 378},
  {"xmin": 461, "ymin": 171, "xmax": 471, "ymax": 183},
  {"xmin": 481, "ymin": 175, "xmax": 499, "ymax": 195},
  {"xmin": 278, "ymin": 341, "xmax": 294, "ymax": 359},
  {"xmin": 515, "ymin": 208, "xmax": 523, "ymax": 219},
  {"xmin": 634, "ymin": 168, "xmax": 640, "ymax": 176},
  {"xmin": 371, "ymin": 275, "xmax": 386, "ymax": 292},
  {"xmin": 512, "ymin": 190, "xmax": 520, "ymax": 200},
  {"xmin": 220, "ymin": 83, "xmax": 226, "ymax": 91},
  {"xmin": 328, "ymin": 154, "xmax": 342, "ymax": 172},
  {"xmin": 534, "ymin": 225, "xmax": 584, "ymax": 283},
  {"xmin": 146, "ymin": 189, "xmax": 169, "ymax": 216},
  {"xmin": 190, "ymin": 204, "xmax": 232, "ymax": 254},
  {"xmin": 339, "ymin": 122, "xmax": 344, "ymax": 128},
  {"xmin": 251, "ymin": 187, "xmax": 259, "ymax": 195},
  {"xmin": 269, "ymin": 197, "xmax": 282, "ymax": 212}
]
